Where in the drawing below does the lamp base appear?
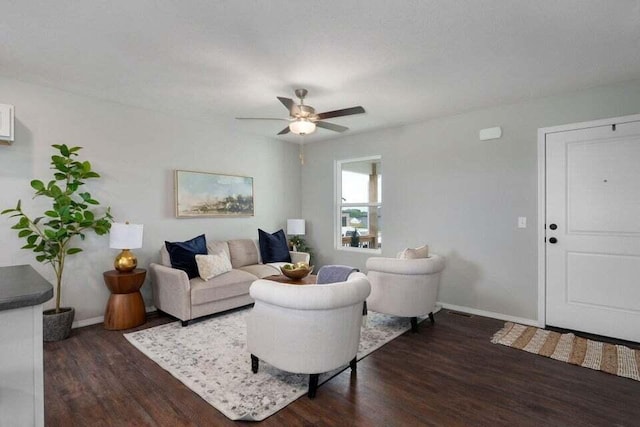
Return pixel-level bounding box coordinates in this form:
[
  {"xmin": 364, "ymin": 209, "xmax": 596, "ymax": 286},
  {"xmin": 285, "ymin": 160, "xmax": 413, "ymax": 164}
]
[{"xmin": 114, "ymin": 249, "xmax": 137, "ymax": 273}]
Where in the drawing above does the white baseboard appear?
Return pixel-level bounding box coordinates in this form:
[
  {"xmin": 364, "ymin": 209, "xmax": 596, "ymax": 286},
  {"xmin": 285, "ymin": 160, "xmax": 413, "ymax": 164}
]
[
  {"xmin": 72, "ymin": 305, "xmax": 157, "ymax": 329},
  {"xmin": 436, "ymin": 302, "xmax": 540, "ymax": 327}
]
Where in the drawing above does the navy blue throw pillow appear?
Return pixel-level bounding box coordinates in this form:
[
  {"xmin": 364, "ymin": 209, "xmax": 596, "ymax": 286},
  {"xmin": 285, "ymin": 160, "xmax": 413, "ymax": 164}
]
[
  {"xmin": 258, "ymin": 229, "xmax": 291, "ymax": 263},
  {"xmin": 165, "ymin": 234, "xmax": 207, "ymax": 279}
]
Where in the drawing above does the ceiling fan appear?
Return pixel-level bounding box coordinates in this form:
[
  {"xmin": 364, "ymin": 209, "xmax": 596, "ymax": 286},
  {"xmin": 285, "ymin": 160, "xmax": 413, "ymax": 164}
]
[{"xmin": 236, "ymin": 88, "xmax": 365, "ymax": 136}]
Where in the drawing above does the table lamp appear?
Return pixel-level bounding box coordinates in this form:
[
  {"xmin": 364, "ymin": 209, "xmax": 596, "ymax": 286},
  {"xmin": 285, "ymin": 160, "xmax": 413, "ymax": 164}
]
[
  {"xmin": 109, "ymin": 222, "xmax": 144, "ymax": 272},
  {"xmin": 287, "ymin": 219, "xmax": 305, "ymax": 236}
]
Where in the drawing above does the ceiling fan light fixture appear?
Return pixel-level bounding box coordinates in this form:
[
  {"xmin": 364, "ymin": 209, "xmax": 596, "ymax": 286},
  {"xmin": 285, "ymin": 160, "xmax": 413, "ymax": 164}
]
[{"xmin": 289, "ymin": 119, "xmax": 316, "ymax": 135}]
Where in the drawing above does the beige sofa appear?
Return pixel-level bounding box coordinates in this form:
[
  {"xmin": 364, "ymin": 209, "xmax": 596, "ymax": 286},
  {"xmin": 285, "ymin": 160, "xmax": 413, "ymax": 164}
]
[{"xmin": 149, "ymin": 239, "xmax": 309, "ymax": 326}]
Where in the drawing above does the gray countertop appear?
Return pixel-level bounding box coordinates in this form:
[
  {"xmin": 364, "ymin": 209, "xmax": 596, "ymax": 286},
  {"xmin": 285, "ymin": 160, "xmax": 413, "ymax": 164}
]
[{"xmin": 0, "ymin": 265, "xmax": 54, "ymax": 311}]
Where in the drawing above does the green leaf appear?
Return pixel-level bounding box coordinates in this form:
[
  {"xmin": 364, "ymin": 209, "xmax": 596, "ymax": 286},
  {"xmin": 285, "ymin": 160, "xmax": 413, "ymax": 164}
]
[
  {"xmin": 82, "ymin": 161, "xmax": 91, "ymax": 172},
  {"xmin": 33, "ymin": 217, "xmax": 43, "ymax": 224},
  {"xmin": 16, "ymin": 200, "xmax": 21, "ymax": 210},
  {"xmin": 84, "ymin": 171, "xmax": 100, "ymax": 178},
  {"xmin": 87, "ymin": 199, "xmax": 99, "ymax": 205},
  {"xmin": 35, "ymin": 255, "xmax": 47, "ymax": 262},
  {"xmin": 58, "ymin": 206, "xmax": 71, "ymax": 221},
  {"xmin": 0, "ymin": 208, "xmax": 15, "ymax": 215},
  {"xmin": 21, "ymin": 244, "xmax": 36, "ymax": 250},
  {"xmin": 84, "ymin": 211, "xmax": 94, "ymax": 221},
  {"xmin": 44, "ymin": 229, "xmax": 56, "ymax": 239},
  {"xmin": 18, "ymin": 229, "xmax": 32, "ymax": 238},
  {"xmin": 69, "ymin": 146, "xmax": 82, "ymax": 153},
  {"xmin": 30, "ymin": 180, "xmax": 45, "ymax": 191},
  {"xmin": 66, "ymin": 248, "xmax": 83, "ymax": 255},
  {"xmin": 49, "ymin": 185, "xmax": 62, "ymax": 197},
  {"xmin": 45, "ymin": 210, "xmax": 58, "ymax": 218},
  {"xmin": 60, "ymin": 144, "xmax": 70, "ymax": 157},
  {"xmin": 54, "ymin": 173, "xmax": 67, "ymax": 180},
  {"xmin": 12, "ymin": 217, "xmax": 29, "ymax": 229}
]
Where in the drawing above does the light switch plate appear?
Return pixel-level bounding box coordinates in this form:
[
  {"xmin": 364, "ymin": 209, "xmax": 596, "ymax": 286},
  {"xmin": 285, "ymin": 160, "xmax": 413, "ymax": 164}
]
[{"xmin": 518, "ymin": 217, "xmax": 527, "ymax": 228}]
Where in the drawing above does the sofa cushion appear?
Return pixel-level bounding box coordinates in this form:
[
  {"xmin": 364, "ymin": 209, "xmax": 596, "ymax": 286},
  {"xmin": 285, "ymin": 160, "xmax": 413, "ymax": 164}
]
[
  {"xmin": 227, "ymin": 239, "xmax": 259, "ymax": 268},
  {"xmin": 207, "ymin": 240, "xmax": 230, "ymax": 259},
  {"xmin": 190, "ymin": 269, "xmax": 256, "ymax": 304},
  {"xmin": 258, "ymin": 229, "xmax": 291, "ymax": 263},
  {"xmin": 195, "ymin": 253, "xmax": 233, "ymax": 280},
  {"xmin": 160, "ymin": 245, "xmax": 172, "ymax": 267},
  {"xmin": 398, "ymin": 245, "xmax": 429, "ymax": 259},
  {"xmin": 238, "ymin": 263, "xmax": 281, "ymax": 279},
  {"xmin": 165, "ymin": 234, "xmax": 208, "ymax": 279}
]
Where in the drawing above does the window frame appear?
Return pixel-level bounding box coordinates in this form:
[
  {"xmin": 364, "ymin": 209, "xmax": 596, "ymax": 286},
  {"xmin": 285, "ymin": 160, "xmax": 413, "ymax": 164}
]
[{"xmin": 335, "ymin": 155, "xmax": 382, "ymax": 254}]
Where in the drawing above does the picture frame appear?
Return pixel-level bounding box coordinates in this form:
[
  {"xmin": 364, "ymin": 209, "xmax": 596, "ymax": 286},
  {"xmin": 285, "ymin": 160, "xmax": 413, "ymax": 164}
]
[{"xmin": 174, "ymin": 170, "xmax": 254, "ymax": 218}]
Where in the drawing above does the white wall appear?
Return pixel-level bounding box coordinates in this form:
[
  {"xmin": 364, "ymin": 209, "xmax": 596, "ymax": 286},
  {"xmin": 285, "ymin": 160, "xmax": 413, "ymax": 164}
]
[
  {"xmin": 0, "ymin": 77, "xmax": 301, "ymax": 323},
  {"xmin": 302, "ymin": 79, "xmax": 640, "ymax": 321}
]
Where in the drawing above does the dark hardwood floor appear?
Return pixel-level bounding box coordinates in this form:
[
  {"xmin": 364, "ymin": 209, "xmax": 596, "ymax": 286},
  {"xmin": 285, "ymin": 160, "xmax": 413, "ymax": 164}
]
[{"xmin": 44, "ymin": 310, "xmax": 640, "ymax": 426}]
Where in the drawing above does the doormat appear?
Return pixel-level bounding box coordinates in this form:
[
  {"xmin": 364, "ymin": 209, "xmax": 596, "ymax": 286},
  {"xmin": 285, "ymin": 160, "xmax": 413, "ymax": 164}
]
[
  {"xmin": 491, "ymin": 322, "xmax": 640, "ymax": 381},
  {"xmin": 125, "ymin": 308, "xmax": 422, "ymax": 421}
]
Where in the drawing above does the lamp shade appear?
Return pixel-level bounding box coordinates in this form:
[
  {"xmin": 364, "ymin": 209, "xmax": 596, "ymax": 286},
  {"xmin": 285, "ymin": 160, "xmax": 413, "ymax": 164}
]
[
  {"xmin": 109, "ymin": 223, "xmax": 143, "ymax": 249},
  {"xmin": 287, "ymin": 219, "xmax": 305, "ymax": 236},
  {"xmin": 289, "ymin": 119, "xmax": 316, "ymax": 135}
]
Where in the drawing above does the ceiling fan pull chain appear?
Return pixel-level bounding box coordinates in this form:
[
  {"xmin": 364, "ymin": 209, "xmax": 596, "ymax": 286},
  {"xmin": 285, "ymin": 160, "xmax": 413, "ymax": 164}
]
[{"xmin": 299, "ymin": 138, "xmax": 305, "ymax": 165}]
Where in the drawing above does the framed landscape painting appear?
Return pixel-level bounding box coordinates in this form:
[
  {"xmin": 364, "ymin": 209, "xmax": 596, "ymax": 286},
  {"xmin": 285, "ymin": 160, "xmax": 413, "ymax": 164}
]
[{"xmin": 175, "ymin": 170, "xmax": 254, "ymax": 218}]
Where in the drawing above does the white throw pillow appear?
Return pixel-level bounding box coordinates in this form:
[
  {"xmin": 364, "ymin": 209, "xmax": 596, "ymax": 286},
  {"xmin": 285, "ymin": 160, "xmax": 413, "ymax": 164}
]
[
  {"xmin": 398, "ymin": 245, "xmax": 429, "ymax": 259},
  {"xmin": 195, "ymin": 252, "xmax": 232, "ymax": 280}
]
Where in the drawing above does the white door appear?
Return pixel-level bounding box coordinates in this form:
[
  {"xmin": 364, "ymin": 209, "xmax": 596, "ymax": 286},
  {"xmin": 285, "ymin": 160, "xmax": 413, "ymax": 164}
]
[{"xmin": 545, "ymin": 119, "xmax": 640, "ymax": 343}]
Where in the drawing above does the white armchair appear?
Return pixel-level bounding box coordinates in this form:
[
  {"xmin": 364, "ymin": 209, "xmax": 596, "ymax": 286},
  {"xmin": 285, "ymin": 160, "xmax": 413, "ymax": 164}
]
[
  {"xmin": 246, "ymin": 272, "xmax": 371, "ymax": 398},
  {"xmin": 366, "ymin": 254, "xmax": 445, "ymax": 332}
]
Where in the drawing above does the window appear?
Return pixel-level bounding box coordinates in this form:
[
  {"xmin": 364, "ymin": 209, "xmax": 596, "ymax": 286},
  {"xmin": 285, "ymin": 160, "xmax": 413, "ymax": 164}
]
[{"xmin": 336, "ymin": 156, "xmax": 382, "ymax": 251}]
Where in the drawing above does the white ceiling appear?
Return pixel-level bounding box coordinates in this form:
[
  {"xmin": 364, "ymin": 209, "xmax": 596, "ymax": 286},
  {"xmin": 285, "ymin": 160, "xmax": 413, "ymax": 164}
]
[{"xmin": 2, "ymin": 1, "xmax": 640, "ymax": 142}]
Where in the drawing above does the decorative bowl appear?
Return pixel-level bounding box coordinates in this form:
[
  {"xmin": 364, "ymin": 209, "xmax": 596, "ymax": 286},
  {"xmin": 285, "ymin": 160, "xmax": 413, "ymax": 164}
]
[{"xmin": 280, "ymin": 263, "xmax": 314, "ymax": 280}]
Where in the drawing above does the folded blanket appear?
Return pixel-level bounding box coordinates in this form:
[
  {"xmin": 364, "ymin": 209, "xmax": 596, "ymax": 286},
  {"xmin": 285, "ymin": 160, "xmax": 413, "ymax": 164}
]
[{"xmin": 316, "ymin": 264, "xmax": 359, "ymax": 284}]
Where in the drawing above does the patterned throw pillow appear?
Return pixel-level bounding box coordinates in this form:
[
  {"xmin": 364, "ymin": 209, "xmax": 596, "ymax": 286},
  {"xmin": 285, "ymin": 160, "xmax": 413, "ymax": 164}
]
[
  {"xmin": 398, "ymin": 245, "xmax": 429, "ymax": 259},
  {"xmin": 195, "ymin": 252, "xmax": 233, "ymax": 281}
]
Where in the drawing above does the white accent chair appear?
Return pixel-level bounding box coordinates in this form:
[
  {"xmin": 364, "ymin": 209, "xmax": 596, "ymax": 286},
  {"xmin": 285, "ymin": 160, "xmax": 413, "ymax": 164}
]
[
  {"xmin": 366, "ymin": 254, "xmax": 445, "ymax": 332},
  {"xmin": 246, "ymin": 272, "xmax": 371, "ymax": 398}
]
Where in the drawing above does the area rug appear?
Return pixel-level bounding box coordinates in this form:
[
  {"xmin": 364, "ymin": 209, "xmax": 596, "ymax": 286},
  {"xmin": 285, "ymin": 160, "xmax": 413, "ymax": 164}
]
[
  {"xmin": 125, "ymin": 309, "xmax": 420, "ymax": 421},
  {"xmin": 491, "ymin": 322, "xmax": 640, "ymax": 381}
]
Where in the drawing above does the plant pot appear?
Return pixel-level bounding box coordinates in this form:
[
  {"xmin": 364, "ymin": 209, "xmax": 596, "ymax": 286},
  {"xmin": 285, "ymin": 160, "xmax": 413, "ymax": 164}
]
[{"xmin": 43, "ymin": 307, "xmax": 75, "ymax": 342}]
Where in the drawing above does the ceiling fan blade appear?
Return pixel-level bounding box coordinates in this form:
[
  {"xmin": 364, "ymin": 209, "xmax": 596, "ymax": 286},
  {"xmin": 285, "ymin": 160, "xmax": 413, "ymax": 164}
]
[
  {"xmin": 316, "ymin": 121, "xmax": 349, "ymax": 133},
  {"xmin": 277, "ymin": 126, "xmax": 291, "ymax": 135},
  {"xmin": 235, "ymin": 117, "xmax": 289, "ymax": 121},
  {"xmin": 316, "ymin": 106, "xmax": 365, "ymax": 120},
  {"xmin": 277, "ymin": 97, "xmax": 300, "ymax": 115}
]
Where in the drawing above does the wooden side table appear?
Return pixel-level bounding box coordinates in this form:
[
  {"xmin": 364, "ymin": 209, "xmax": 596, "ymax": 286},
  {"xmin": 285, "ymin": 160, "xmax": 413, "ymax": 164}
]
[{"xmin": 103, "ymin": 269, "xmax": 146, "ymax": 330}]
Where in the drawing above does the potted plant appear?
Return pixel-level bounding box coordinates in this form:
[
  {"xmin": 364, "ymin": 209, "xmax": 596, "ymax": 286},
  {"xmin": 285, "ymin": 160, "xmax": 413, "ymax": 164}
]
[
  {"xmin": 289, "ymin": 234, "xmax": 314, "ymax": 265},
  {"xmin": 2, "ymin": 144, "xmax": 112, "ymax": 341}
]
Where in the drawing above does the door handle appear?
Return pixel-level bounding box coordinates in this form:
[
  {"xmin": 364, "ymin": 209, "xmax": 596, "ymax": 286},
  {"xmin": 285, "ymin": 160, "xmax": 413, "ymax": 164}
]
[
  {"xmin": 549, "ymin": 237, "xmax": 558, "ymax": 244},
  {"xmin": 549, "ymin": 223, "xmax": 557, "ymax": 230}
]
